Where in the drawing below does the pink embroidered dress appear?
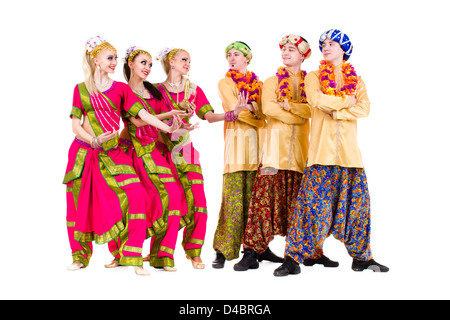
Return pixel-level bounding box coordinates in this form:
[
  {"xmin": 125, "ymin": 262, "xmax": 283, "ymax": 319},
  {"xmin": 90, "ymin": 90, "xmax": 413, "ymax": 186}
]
[
  {"xmin": 64, "ymin": 81, "xmax": 148, "ymax": 267},
  {"xmin": 155, "ymin": 83, "xmax": 214, "ymax": 261},
  {"xmin": 119, "ymin": 92, "xmax": 187, "ymax": 268}
]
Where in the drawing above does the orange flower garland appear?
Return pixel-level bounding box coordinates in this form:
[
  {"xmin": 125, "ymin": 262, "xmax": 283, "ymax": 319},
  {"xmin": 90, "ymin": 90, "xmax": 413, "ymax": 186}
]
[
  {"xmin": 226, "ymin": 69, "xmax": 262, "ymax": 102},
  {"xmin": 319, "ymin": 60, "xmax": 358, "ymax": 97},
  {"xmin": 276, "ymin": 67, "xmax": 307, "ymax": 103}
]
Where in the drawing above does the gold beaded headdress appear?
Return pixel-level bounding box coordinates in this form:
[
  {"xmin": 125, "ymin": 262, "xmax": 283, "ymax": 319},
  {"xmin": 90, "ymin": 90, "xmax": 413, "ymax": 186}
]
[
  {"xmin": 124, "ymin": 46, "xmax": 152, "ymax": 63},
  {"xmin": 156, "ymin": 47, "xmax": 189, "ymax": 62},
  {"xmin": 168, "ymin": 48, "xmax": 188, "ymax": 61},
  {"xmin": 86, "ymin": 36, "xmax": 117, "ymax": 59}
]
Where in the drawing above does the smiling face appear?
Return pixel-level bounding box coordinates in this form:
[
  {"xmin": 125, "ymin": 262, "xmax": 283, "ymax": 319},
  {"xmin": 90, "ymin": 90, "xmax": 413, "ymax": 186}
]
[
  {"xmin": 94, "ymin": 49, "xmax": 118, "ymax": 74},
  {"xmin": 227, "ymin": 48, "xmax": 249, "ymax": 73},
  {"xmin": 281, "ymin": 43, "xmax": 304, "ymax": 67},
  {"xmin": 129, "ymin": 53, "xmax": 152, "ymax": 80},
  {"xmin": 321, "ymin": 38, "xmax": 344, "ymax": 65},
  {"xmin": 169, "ymin": 50, "xmax": 191, "ymax": 75}
]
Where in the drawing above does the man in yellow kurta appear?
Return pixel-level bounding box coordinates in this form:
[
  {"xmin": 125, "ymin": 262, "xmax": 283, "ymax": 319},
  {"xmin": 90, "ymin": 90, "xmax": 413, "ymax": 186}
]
[
  {"xmin": 212, "ymin": 41, "xmax": 266, "ymax": 268},
  {"xmin": 234, "ymin": 34, "xmax": 336, "ymax": 271},
  {"xmin": 275, "ymin": 29, "xmax": 389, "ymax": 276}
]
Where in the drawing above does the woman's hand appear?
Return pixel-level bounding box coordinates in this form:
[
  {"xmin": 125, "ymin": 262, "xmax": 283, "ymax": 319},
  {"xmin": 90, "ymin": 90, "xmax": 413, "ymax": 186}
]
[
  {"xmin": 97, "ymin": 130, "xmax": 118, "ymax": 144},
  {"xmin": 186, "ymin": 102, "xmax": 196, "ymax": 117},
  {"xmin": 90, "ymin": 130, "xmax": 117, "ymax": 148},
  {"xmin": 170, "ymin": 109, "xmax": 191, "ymax": 118},
  {"xmin": 179, "ymin": 122, "xmax": 199, "ymax": 132},
  {"xmin": 167, "ymin": 115, "xmax": 182, "ymax": 133}
]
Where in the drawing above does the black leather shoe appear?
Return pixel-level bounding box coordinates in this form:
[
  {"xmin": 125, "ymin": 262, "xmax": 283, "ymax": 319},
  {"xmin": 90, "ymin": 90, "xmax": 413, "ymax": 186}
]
[
  {"xmin": 351, "ymin": 258, "xmax": 389, "ymax": 272},
  {"xmin": 258, "ymin": 247, "xmax": 284, "ymax": 263},
  {"xmin": 273, "ymin": 256, "xmax": 301, "ymax": 277},
  {"xmin": 303, "ymin": 255, "xmax": 339, "ymax": 267},
  {"xmin": 212, "ymin": 252, "xmax": 225, "ymax": 269},
  {"xmin": 233, "ymin": 249, "xmax": 259, "ymax": 271}
]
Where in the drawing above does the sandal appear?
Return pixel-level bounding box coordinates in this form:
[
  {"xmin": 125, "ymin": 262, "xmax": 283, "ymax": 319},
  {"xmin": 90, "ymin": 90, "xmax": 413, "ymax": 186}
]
[
  {"xmin": 104, "ymin": 260, "xmax": 120, "ymax": 268},
  {"xmin": 187, "ymin": 255, "xmax": 205, "ymax": 269}
]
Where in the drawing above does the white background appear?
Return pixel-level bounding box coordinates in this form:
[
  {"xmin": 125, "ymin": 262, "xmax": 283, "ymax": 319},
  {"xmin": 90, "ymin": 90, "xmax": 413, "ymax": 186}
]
[{"xmin": 1, "ymin": 0, "xmax": 448, "ymax": 300}]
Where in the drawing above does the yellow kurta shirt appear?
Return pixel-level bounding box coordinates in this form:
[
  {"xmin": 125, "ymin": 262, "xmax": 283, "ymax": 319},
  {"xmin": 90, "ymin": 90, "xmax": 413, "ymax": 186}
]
[
  {"xmin": 261, "ymin": 71, "xmax": 310, "ymax": 173},
  {"xmin": 218, "ymin": 77, "xmax": 266, "ymax": 174},
  {"xmin": 305, "ymin": 63, "xmax": 370, "ymax": 168}
]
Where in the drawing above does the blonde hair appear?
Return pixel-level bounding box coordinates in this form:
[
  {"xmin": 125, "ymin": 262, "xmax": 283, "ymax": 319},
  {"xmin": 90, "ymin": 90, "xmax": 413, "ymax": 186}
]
[
  {"xmin": 82, "ymin": 40, "xmax": 117, "ymax": 95},
  {"xmin": 160, "ymin": 48, "xmax": 189, "ymax": 75},
  {"xmin": 82, "ymin": 51, "xmax": 98, "ymax": 95}
]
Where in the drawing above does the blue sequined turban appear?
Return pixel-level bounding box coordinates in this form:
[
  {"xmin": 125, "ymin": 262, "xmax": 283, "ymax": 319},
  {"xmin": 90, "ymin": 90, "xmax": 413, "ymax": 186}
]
[{"xmin": 319, "ymin": 29, "xmax": 353, "ymax": 61}]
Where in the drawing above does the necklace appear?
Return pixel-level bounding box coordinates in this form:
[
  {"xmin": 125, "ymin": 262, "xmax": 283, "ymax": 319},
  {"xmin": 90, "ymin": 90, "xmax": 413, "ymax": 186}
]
[
  {"xmin": 95, "ymin": 78, "xmax": 110, "ymax": 90},
  {"xmin": 226, "ymin": 69, "xmax": 262, "ymax": 102},
  {"xmin": 166, "ymin": 80, "xmax": 182, "ymax": 91},
  {"xmin": 130, "ymin": 85, "xmax": 145, "ymax": 97},
  {"xmin": 276, "ymin": 67, "xmax": 307, "ymax": 103},
  {"xmin": 319, "ymin": 60, "xmax": 358, "ymax": 97}
]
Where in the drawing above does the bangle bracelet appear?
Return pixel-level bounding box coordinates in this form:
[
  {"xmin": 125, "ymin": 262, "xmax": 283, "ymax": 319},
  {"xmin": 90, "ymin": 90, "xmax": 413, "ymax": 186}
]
[
  {"xmin": 225, "ymin": 110, "xmax": 239, "ymax": 122},
  {"xmin": 90, "ymin": 136, "xmax": 101, "ymax": 149}
]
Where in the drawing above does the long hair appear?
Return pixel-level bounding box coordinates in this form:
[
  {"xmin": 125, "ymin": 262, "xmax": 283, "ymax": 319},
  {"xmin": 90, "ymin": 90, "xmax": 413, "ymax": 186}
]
[
  {"xmin": 82, "ymin": 52, "xmax": 98, "ymax": 95},
  {"xmin": 160, "ymin": 51, "xmax": 172, "ymax": 76},
  {"xmin": 123, "ymin": 54, "xmax": 162, "ymax": 100}
]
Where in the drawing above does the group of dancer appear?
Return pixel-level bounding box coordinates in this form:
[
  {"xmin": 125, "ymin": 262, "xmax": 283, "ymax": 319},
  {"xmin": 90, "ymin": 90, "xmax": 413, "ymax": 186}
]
[{"xmin": 63, "ymin": 29, "xmax": 388, "ymax": 276}]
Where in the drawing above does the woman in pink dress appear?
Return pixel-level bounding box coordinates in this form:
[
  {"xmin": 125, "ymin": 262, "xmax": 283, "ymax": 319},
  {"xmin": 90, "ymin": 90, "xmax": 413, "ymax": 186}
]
[
  {"xmin": 150, "ymin": 47, "xmax": 249, "ymax": 269},
  {"xmin": 118, "ymin": 46, "xmax": 191, "ymax": 271},
  {"xmin": 64, "ymin": 36, "xmax": 180, "ymax": 276}
]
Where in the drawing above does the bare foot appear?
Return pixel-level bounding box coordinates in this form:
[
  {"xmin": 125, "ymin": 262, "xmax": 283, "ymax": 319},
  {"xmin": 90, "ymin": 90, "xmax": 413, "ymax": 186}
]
[
  {"xmin": 163, "ymin": 266, "xmax": 177, "ymax": 272},
  {"xmin": 67, "ymin": 261, "xmax": 85, "ymax": 271},
  {"xmin": 187, "ymin": 255, "xmax": 205, "ymax": 269},
  {"xmin": 104, "ymin": 260, "xmax": 120, "ymax": 268},
  {"xmin": 134, "ymin": 267, "xmax": 150, "ymax": 276}
]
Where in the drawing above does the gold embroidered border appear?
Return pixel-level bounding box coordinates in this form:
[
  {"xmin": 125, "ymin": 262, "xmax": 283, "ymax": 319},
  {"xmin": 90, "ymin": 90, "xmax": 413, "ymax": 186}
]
[
  {"xmin": 72, "ymin": 244, "xmax": 92, "ymax": 266},
  {"xmin": 188, "ymin": 179, "xmax": 204, "ymax": 185},
  {"xmin": 168, "ymin": 210, "xmax": 181, "ymax": 216},
  {"xmin": 117, "ymin": 177, "xmax": 140, "ymax": 187},
  {"xmin": 119, "ymin": 256, "xmax": 143, "ymax": 267},
  {"xmin": 160, "ymin": 246, "xmax": 174, "ymax": 255},
  {"xmin": 142, "ymin": 153, "xmax": 172, "ymax": 174},
  {"xmin": 123, "ymin": 245, "xmax": 142, "ymax": 254},
  {"xmin": 160, "ymin": 177, "xmax": 176, "ymax": 183},
  {"xmin": 194, "ymin": 206, "xmax": 208, "ymax": 214},
  {"xmin": 63, "ymin": 148, "xmax": 87, "ymax": 184},
  {"xmin": 70, "ymin": 106, "xmax": 83, "ymax": 119},
  {"xmin": 99, "ymin": 153, "xmax": 136, "ymax": 176},
  {"xmin": 185, "ymin": 248, "xmax": 202, "ymax": 258},
  {"xmin": 127, "ymin": 125, "xmax": 157, "ymax": 157},
  {"xmin": 197, "ymin": 104, "xmax": 214, "ymax": 120},
  {"xmin": 72, "ymin": 178, "xmax": 82, "ymax": 209},
  {"xmin": 188, "ymin": 238, "xmax": 204, "ymax": 245},
  {"xmin": 128, "ymin": 102, "xmax": 145, "ymax": 118},
  {"xmin": 74, "ymin": 221, "xmax": 124, "ymax": 245},
  {"xmin": 129, "ymin": 213, "xmax": 146, "ymax": 220},
  {"xmin": 149, "ymin": 256, "xmax": 175, "ymax": 268}
]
